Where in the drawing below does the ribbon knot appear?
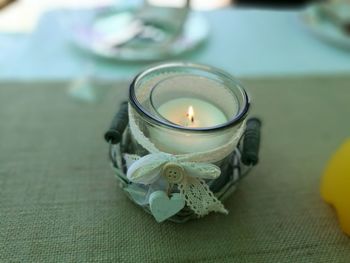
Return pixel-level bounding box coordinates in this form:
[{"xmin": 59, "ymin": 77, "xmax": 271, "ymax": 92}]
[{"xmin": 126, "ymin": 153, "xmax": 228, "ymax": 216}]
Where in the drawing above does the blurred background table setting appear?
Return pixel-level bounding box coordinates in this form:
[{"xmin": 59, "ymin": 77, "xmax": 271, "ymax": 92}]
[
  {"xmin": 2, "ymin": 0, "xmax": 350, "ymax": 81},
  {"xmin": 0, "ymin": 0, "xmax": 350, "ymax": 262}
]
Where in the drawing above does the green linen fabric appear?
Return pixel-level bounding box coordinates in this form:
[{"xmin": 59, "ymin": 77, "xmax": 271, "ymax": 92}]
[{"xmin": 0, "ymin": 77, "xmax": 350, "ymax": 262}]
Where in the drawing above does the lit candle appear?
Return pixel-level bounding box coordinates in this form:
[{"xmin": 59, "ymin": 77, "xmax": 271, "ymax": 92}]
[
  {"xmin": 149, "ymin": 98, "xmax": 232, "ymax": 154},
  {"xmin": 186, "ymin": 105, "xmax": 195, "ymax": 126},
  {"xmin": 157, "ymin": 98, "xmax": 227, "ymax": 128}
]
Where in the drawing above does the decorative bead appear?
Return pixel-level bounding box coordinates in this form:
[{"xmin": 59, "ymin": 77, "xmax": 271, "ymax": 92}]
[{"xmin": 104, "ymin": 101, "xmax": 129, "ymax": 144}]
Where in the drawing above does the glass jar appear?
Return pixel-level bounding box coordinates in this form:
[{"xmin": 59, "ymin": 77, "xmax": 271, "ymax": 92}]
[
  {"xmin": 128, "ymin": 62, "xmax": 250, "ymax": 155},
  {"xmin": 108, "ymin": 62, "xmax": 256, "ymax": 222}
]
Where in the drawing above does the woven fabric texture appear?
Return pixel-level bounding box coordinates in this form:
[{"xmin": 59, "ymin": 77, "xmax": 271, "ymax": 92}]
[{"xmin": 0, "ymin": 77, "xmax": 349, "ymax": 262}]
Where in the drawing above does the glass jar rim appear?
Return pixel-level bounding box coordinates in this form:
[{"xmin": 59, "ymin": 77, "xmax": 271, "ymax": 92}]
[{"xmin": 129, "ymin": 61, "xmax": 250, "ymax": 132}]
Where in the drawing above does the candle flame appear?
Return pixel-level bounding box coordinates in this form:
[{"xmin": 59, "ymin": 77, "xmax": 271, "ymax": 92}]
[{"xmin": 187, "ymin": 106, "xmax": 194, "ymax": 123}]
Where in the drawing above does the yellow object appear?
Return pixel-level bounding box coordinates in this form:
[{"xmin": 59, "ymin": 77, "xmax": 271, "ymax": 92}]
[{"xmin": 321, "ymin": 139, "xmax": 350, "ymax": 236}]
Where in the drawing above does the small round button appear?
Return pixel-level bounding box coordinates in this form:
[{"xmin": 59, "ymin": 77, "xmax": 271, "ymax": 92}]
[{"xmin": 162, "ymin": 162, "xmax": 185, "ymax": 183}]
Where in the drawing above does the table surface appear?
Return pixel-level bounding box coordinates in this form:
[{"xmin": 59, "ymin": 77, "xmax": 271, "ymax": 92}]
[
  {"xmin": 1, "ymin": 7, "xmax": 350, "ymax": 81},
  {"xmin": 1, "ymin": 76, "xmax": 349, "ymax": 262}
]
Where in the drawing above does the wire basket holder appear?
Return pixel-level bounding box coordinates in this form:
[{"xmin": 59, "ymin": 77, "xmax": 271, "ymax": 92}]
[{"xmin": 104, "ymin": 101, "xmax": 261, "ymax": 223}]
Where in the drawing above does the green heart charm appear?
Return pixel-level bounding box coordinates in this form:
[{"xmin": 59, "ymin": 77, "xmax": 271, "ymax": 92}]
[{"xmin": 149, "ymin": 191, "xmax": 185, "ymax": 223}]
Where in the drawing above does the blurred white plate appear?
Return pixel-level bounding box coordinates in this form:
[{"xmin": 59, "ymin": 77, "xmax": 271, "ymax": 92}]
[
  {"xmin": 301, "ymin": 4, "xmax": 350, "ymax": 49},
  {"xmin": 69, "ymin": 7, "xmax": 209, "ymax": 61}
]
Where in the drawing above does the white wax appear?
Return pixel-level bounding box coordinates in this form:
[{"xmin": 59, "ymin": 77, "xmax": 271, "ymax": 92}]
[
  {"xmin": 149, "ymin": 98, "xmax": 231, "ymax": 154},
  {"xmin": 157, "ymin": 98, "xmax": 227, "ymax": 128}
]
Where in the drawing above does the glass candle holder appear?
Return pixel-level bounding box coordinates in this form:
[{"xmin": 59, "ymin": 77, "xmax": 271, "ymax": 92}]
[
  {"xmin": 129, "ymin": 62, "xmax": 250, "ymax": 155},
  {"xmin": 105, "ymin": 62, "xmax": 259, "ymax": 223}
]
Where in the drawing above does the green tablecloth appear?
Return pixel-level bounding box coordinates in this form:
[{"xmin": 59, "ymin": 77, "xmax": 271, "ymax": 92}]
[{"xmin": 1, "ymin": 77, "xmax": 349, "ymax": 262}]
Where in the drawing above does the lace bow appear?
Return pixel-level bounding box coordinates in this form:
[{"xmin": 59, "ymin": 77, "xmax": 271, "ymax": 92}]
[{"xmin": 126, "ymin": 153, "xmax": 228, "ymax": 216}]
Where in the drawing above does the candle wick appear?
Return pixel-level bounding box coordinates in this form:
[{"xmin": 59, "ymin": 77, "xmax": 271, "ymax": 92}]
[{"xmin": 191, "ymin": 116, "xmax": 194, "ymax": 123}]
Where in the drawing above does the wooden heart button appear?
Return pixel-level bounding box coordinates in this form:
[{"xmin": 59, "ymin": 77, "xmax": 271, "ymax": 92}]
[{"xmin": 149, "ymin": 191, "xmax": 185, "ymax": 223}]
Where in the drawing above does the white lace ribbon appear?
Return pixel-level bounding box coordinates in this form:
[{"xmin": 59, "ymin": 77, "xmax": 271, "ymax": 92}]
[
  {"xmin": 127, "ymin": 105, "xmax": 246, "ymax": 216},
  {"xmin": 126, "ymin": 153, "xmax": 227, "ymax": 216},
  {"xmin": 129, "ymin": 106, "xmax": 246, "ymax": 163}
]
